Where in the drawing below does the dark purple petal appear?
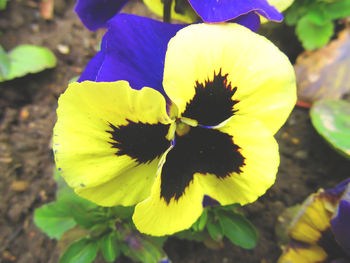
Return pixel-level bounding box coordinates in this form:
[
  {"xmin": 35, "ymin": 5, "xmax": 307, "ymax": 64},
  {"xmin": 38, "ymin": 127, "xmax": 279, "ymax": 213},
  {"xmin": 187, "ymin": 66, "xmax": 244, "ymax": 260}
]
[
  {"xmin": 230, "ymin": 11, "xmax": 261, "ymax": 32},
  {"xmin": 202, "ymin": 195, "xmax": 220, "ymax": 207},
  {"xmin": 75, "ymin": 0, "xmax": 129, "ymax": 31},
  {"xmin": 188, "ymin": 0, "xmax": 283, "ymax": 23},
  {"xmin": 81, "ymin": 14, "xmax": 185, "ymax": 96},
  {"xmin": 326, "ymin": 178, "xmax": 350, "ymax": 196},
  {"xmin": 331, "ymin": 200, "xmax": 350, "ymax": 256}
]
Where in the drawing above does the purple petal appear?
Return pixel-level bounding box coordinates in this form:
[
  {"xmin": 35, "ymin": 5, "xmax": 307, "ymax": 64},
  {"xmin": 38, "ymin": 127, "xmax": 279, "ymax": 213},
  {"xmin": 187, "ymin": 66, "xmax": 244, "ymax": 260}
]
[
  {"xmin": 331, "ymin": 200, "xmax": 350, "ymax": 255},
  {"xmin": 79, "ymin": 51, "xmax": 105, "ymax": 81},
  {"xmin": 231, "ymin": 11, "xmax": 261, "ymax": 32},
  {"xmin": 202, "ymin": 195, "xmax": 220, "ymax": 207},
  {"xmin": 326, "ymin": 178, "xmax": 350, "ymax": 196},
  {"xmin": 75, "ymin": 0, "xmax": 129, "ymax": 31},
  {"xmin": 188, "ymin": 0, "xmax": 283, "ymax": 23},
  {"xmin": 79, "ymin": 14, "xmax": 185, "ymax": 96}
]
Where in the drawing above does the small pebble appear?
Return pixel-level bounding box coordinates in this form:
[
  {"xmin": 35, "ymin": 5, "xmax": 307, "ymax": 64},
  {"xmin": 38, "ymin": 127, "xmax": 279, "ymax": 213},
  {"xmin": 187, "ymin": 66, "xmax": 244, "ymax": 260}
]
[
  {"xmin": 20, "ymin": 108, "xmax": 29, "ymax": 120},
  {"xmin": 295, "ymin": 150, "xmax": 308, "ymax": 160},
  {"xmin": 57, "ymin": 44, "xmax": 70, "ymax": 54},
  {"xmin": 291, "ymin": 137, "xmax": 300, "ymax": 145},
  {"xmin": 10, "ymin": 181, "xmax": 30, "ymax": 191}
]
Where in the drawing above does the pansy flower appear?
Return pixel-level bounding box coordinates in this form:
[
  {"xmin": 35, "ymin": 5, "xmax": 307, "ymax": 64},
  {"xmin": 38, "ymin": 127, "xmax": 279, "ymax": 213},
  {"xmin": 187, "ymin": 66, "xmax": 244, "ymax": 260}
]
[
  {"xmin": 53, "ymin": 14, "xmax": 296, "ymax": 236},
  {"xmin": 278, "ymin": 179, "xmax": 350, "ymax": 263},
  {"xmin": 75, "ymin": 0, "xmax": 285, "ymax": 31}
]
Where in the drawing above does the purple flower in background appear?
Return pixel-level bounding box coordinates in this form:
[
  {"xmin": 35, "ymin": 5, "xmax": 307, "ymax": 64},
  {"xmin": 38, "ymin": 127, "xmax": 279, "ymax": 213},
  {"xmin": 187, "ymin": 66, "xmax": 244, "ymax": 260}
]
[{"xmin": 75, "ymin": 0, "xmax": 282, "ymax": 31}]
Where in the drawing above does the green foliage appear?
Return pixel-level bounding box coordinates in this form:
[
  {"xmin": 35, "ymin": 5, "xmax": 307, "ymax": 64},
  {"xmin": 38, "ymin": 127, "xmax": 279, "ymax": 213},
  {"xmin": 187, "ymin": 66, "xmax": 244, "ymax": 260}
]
[
  {"xmin": 0, "ymin": 44, "xmax": 56, "ymax": 82},
  {"xmin": 310, "ymin": 99, "xmax": 350, "ymax": 159},
  {"xmin": 34, "ymin": 170, "xmax": 167, "ymax": 263},
  {"xmin": 100, "ymin": 232, "xmax": 120, "ymax": 262},
  {"xmin": 59, "ymin": 238, "xmax": 99, "ymax": 263},
  {"xmin": 175, "ymin": 205, "xmax": 258, "ymax": 250},
  {"xmin": 34, "ymin": 201, "xmax": 77, "ymax": 239},
  {"xmin": 217, "ymin": 210, "xmax": 258, "ymax": 249},
  {"xmin": 0, "ymin": 0, "xmax": 8, "ymax": 10},
  {"xmin": 285, "ymin": 0, "xmax": 350, "ymax": 50},
  {"xmin": 35, "ymin": 170, "xmax": 259, "ymax": 262}
]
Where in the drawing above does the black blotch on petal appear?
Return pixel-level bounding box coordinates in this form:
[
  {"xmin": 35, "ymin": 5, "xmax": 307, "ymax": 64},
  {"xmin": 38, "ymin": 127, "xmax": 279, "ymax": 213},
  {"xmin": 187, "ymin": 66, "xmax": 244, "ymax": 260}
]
[
  {"xmin": 107, "ymin": 120, "xmax": 171, "ymax": 164},
  {"xmin": 182, "ymin": 69, "xmax": 239, "ymax": 126},
  {"xmin": 160, "ymin": 126, "xmax": 245, "ymax": 203}
]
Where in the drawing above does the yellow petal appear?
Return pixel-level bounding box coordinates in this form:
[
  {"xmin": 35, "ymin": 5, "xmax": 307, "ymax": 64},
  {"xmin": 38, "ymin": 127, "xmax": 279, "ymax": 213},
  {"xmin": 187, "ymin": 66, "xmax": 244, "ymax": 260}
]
[
  {"xmin": 133, "ymin": 148, "xmax": 204, "ymax": 236},
  {"xmin": 289, "ymin": 191, "xmax": 336, "ymax": 244},
  {"xmin": 143, "ymin": 0, "xmax": 198, "ymax": 23},
  {"xmin": 163, "ymin": 23, "xmax": 296, "ymax": 134},
  {"xmin": 278, "ymin": 244, "xmax": 328, "ymax": 263},
  {"xmin": 198, "ymin": 115, "xmax": 279, "ymax": 206},
  {"xmin": 54, "ymin": 81, "xmax": 171, "ymax": 206},
  {"xmin": 75, "ymin": 158, "xmax": 159, "ymax": 206}
]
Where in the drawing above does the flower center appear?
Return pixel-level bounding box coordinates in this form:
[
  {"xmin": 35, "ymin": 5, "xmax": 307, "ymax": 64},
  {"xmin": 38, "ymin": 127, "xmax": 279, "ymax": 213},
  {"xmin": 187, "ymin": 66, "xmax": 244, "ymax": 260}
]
[
  {"xmin": 176, "ymin": 117, "xmax": 198, "ymax": 137},
  {"xmin": 166, "ymin": 117, "xmax": 198, "ymax": 140},
  {"xmin": 176, "ymin": 121, "xmax": 190, "ymax": 137}
]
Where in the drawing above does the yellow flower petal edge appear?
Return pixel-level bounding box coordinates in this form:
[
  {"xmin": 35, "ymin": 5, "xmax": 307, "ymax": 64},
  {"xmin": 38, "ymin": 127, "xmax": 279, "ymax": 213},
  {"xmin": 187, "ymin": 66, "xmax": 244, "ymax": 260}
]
[
  {"xmin": 198, "ymin": 115, "xmax": 279, "ymax": 206},
  {"xmin": 54, "ymin": 81, "xmax": 172, "ymax": 206},
  {"xmin": 278, "ymin": 245, "xmax": 328, "ymax": 263},
  {"xmin": 133, "ymin": 147, "xmax": 204, "ymax": 236},
  {"xmin": 163, "ymin": 23, "xmax": 296, "ymax": 134},
  {"xmin": 288, "ymin": 191, "xmax": 336, "ymax": 244},
  {"xmin": 143, "ymin": 0, "xmax": 198, "ymax": 23}
]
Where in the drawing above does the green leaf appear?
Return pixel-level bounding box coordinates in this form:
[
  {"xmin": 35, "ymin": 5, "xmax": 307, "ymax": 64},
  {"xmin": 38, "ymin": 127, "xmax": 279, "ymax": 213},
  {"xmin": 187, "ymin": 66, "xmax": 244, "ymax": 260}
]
[
  {"xmin": 131, "ymin": 238, "xmax": 165, "ymax": 263},
  {"xmin": 206, "ymin": 219, "xmax": 224, "ymax": 242},
  {"xmin": 109, "ymin": 206, "xmax": 134, "ymax": 219},
  {"xmin": 306, "ymin": 6, "xmax": 329, "ymax": 26},
  {"xmin": 59, "ymin": 238, "xmax": 99, "ymax": 263},
  {"xmin": 34, "ymin": 201, "xmax": 76, "ymax": 239},
  {"xmin": 4, "ymin": 45, "xmax": 56, "ymax": 81},
  {"xmin": 0, "ymin": 45, "xmax": 9, "ymax": 80},
  {"xmin": 100, "ymin": 232, "xmax": 120, "ymax": 262},
  {"xmin": 284, "ymin": 1, "xmax": 309, "ymax": 25},
  {"xmin": 217, "ymin": 210, "xmax": 258, "ymax": 249},
  {"xmin": 310, "ymin": 99, "xmax": 350, "ymax": 159},
  {"xmin": 296, "ymin": 15, "xmax": 334, "ymax": 50},
  {"xmin": 0, "ymin": 0, "xmax": 8, "ymax": 9},
  {"xmin": 326, "ymin": 0, "xmax": 350, "ymax": 20},
  {"xmin": 192, "ymin": 209, "xmax": 208, "ymax": 232}
]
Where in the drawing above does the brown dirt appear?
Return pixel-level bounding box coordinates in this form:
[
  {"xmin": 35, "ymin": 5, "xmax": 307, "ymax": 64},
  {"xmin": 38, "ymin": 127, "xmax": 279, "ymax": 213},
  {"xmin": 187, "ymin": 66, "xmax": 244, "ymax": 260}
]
[{"xmin": 0, "ymin": 1, "xmax": 349, "ymax": 263}]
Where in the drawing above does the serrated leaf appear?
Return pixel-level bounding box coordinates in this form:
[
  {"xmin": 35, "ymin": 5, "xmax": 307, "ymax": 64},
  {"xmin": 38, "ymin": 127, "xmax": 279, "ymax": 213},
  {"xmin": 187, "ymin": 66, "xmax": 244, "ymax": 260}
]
[
  {"xmin": 4, "ymin": 44, "xmax": 56, "ymax": 81},
  {"xmin": 34, "ymin": 201, "xmax": 76, "ymax": 239},
  {"xmin": 218, "ymin": 210, "xmax": 258, "ymax": 249},
  {"xmin": 59, "ymin": 238, "xmax": 99, "ymax": 263},
  {"xmin": 0, "ymin": 45, "xmax": 9, "ymax": 80},
  {"xmin": 100, "ymin": 232, "xmax": 120, "ymax": 262},
  {"xmin": 310, "ymin": 99, "xmax": 350, "ymax": 158},
  {"xmin": 296, "ymin": 15, "xmax": 334, "ymax": 50}
]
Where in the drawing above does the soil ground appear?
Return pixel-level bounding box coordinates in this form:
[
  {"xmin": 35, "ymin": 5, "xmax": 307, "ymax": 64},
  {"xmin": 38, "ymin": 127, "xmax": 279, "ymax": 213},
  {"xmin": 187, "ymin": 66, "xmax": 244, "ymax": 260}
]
[{"xmin": 1, "ymin": 1, "xmax": 349, "ymax": 263}]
